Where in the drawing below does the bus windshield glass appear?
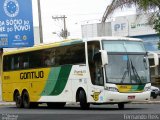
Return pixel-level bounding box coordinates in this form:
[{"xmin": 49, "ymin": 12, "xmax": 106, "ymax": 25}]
[
  {"xmin": 103, "ymin": 41, "xmax": 146, "ymax": 53},
  {"xmin": 102, "ymin": 40, "xmax": 150, "ymax": 84}
]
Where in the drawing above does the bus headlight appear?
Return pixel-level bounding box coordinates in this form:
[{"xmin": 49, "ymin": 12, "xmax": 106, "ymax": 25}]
[
  {"xmin": 105, "ymin": 87, "xmax": 119, "ymax": 92},
  {"xmin": 144, "ymin": 86, "xmax": 151, "ymax": 91}
]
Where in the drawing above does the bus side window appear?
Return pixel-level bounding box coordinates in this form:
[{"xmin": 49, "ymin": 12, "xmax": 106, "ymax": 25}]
[
  {"xmin": 23, "ymin": 62, "xmax": 29, "ymax": 68},
  {"xmin": 87, "ymin": 41, "xmax": 104, "ymax": 86},
  {"xmin": 50, "ymin": 49, "xmax": 56, "ymax": 66},
  {"xmin": 29, "ymin": 51, "xmax": 42, "ymax": 68},
  {"xmin": 19, "ymin": 56, "xmax": 24, "ymax": 69},
  {"xmin": 11, "ymin": 57, "xmax": 14, "ymax": 70},
  {"xmin": 3, "ymin": 56, "xmax": 11, "ymax": 71},
  {"xmin": 22, "ymin": 54, "xmax": 29, "ymax": 69},
  {"xmin": 14, "ymin": 56, "xmax": 20, "ymax": 70},
  {"xmin": 44, "ymin": 56, "xmax": 51, "ymax": 66}
]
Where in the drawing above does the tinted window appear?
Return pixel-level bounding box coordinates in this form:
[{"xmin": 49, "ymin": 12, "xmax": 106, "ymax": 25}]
[{"xmin": 3, "ymin": 43, "xmax": 85, "ymax": 71}]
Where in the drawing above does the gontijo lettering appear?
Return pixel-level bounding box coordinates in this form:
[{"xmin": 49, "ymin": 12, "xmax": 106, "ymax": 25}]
[{"xmin": 20, "ymin": 71, "xmax": 44, "ymax": 79}]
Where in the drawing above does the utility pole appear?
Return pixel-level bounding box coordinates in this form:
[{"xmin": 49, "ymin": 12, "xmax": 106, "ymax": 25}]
[
  {"xmin": 37, "ymin": 0, "xmax": 43, "ymax": 43},
  {"xmin": 52, "ymin": 15, "xmax": 68, "ymax": 39}
]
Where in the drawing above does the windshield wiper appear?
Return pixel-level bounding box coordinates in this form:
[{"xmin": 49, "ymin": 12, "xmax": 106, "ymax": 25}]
[
  {"xmin": 121, "ymin": 70, "xmax": 128, "ymax": 83},
  {"xmin": 130, "ymin": 60, "xmax": 142, "ymax": 84},
  {"xmin": 121, "ymin": 58, "xmax": 142, "ymax": 84},
  {"xmin": 121, "ymin": 58, "xmax": 130, "ymax": 83}
]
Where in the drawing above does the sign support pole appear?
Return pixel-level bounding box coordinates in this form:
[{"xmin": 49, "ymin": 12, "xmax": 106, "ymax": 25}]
[{"xmin": 37, "ymin": 0, "xmax": 43, "ymax": 43}]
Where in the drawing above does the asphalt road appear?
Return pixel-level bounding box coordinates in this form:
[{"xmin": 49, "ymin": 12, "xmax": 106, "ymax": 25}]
[{"xmin": 0, "ymin": 104, "xmax": 160, "ymax": 120}]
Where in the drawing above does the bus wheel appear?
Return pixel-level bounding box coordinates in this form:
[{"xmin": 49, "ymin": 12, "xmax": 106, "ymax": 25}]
[
  {"xmin": 22, "ymin": 91, "xmax": 31, "ymax": 108},
  {"xmin": 118, "ymin": 103, "xmax": 125, "ymax": 110},
  {"xmin": 152, "ymin": 94, "xmax": 158, "ymax": 99},
  {"xmin": 14, "ymin": 92, "xmax": 23, "ymax": 108},
  {"xmin": 79, "ymin": 90, "xmax": 90, "ymax": 110},
  {"xmin": 47, "ymin": 102, "xmax": 66, "ymax": 108}
]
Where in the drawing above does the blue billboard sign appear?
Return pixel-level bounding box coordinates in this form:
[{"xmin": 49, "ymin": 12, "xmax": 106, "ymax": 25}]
[{"xmin": 0, "ymin": 0, "xmax": 34, "ymax": 48}]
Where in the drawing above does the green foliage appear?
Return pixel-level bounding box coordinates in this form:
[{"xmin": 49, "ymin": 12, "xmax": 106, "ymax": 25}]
[
  {"xmin": 154, "ymin": 16, "xmax": 160, "ymax": 36},
  {"xmin": 153, "ymin": 15, "xmax": 160, "ymax": 49},
  {"xmin": 157, "ymin": 42, "xmax": 160, "ymax": 50},
  {"xmin": 106, "ymin": 0, "xmax": 160, "ymax": 17}
]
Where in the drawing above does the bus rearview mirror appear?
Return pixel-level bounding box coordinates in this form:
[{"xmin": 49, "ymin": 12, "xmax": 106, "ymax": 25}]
[
  {"xmin": 148, "ymin": 52, "xmax": 159, "ymax": 67},
  {"xmin": 99, "ymin": 50, "xmax": 108, "ymax": 66}
]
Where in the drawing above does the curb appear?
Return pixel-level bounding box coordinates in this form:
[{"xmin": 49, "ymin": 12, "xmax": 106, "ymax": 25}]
[
  {"xmin": 132, "ymin": 101, "xmax": 160, "ymax": 104},
  {"xmin": 0, "ymin": 102, "xmax": 15, "ymax": 106}
]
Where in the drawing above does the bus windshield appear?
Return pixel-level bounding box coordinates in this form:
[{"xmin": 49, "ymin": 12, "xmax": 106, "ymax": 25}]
[
  {"xmin": 102, "ymin": 40, "xmax": 146, "ymax": 53},
  {"xmin": 105, "ymin": 54, "xmax": 150, "ymax": 84},
  {"xmin": 102, "ymin": 40, "xmax": 150, "ymax": 84}
]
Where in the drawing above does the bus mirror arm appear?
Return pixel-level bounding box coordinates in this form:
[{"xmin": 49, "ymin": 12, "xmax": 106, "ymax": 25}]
[
  {"xmin": 148, "ymin": 52, "xmax": 159, "ymax": 67},
  {"xmin": 99, "ymin": 50, "xmax": 108, "ymax": 66}
]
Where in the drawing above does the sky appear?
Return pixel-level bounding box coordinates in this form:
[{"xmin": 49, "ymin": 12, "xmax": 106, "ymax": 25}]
[{"xmin": 32, "ymin": 0, "xmax": 136, "ymax": 43}]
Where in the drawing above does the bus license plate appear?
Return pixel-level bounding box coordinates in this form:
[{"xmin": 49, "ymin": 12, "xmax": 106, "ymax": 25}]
[{"xmin": 128, "ymin": 96, "xmax": 135, "ymax": 99}]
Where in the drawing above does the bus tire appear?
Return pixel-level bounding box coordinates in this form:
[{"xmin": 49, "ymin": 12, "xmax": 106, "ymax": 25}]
[
  {"xmin": 152, "ymin": 94, "xmax": 157, "ymax": 99},
  {"xmin": 47, "ymin": 102, "xmax": 66, "ymax": 108},
  {"xmin": 22, "ymin": 91, "xmax": 31, "ymax": 108},
  {"xmin": 118, "ymin": 103, "xmax": 125, "ymax": 110},
  {"xmin": 79, "ymin": 90, "xmax": 90, "ymax": 110},
  {"xmin": 14, "ymin": 92, "xmax": 23, "ymax": 108}
]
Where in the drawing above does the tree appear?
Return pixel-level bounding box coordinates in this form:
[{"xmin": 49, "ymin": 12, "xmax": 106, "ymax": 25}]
[
  {"xmin": 153, "ymin": 15, "xmax": 160, "ymax": 49},
  {"xmin": 154, "ymin": 15, "xmax": 160, "ymax": 36},
  {"xmin": 104, "ymin": 0, "xmax": 160, "ymax": 26},
  {"xmin": 104, "ymin": 0, "xmax": 160, "ymax": 48},
  {"xmin": 105, "ymin": 0, "xmax": 160, "ymax": 16}
]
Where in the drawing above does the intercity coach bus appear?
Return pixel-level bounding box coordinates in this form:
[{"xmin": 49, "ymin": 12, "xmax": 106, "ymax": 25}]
[{"xmin": 1, "ymin": 37, "xmax": 154, "ymax": 109}]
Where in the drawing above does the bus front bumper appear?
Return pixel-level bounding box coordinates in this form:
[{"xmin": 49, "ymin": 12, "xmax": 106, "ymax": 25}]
[{"xmin": 105, "ymin": 91, "xmax": 150, "ymax": 103}]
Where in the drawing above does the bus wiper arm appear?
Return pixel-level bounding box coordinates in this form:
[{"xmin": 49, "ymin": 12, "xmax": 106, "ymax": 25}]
[
  {"xmin": 121, "ymin": 70, "xmax": 128, "ymax": 83},
  {"xmin": 130, "ymin": 60, "xmax": 142, "ymax": 83},
  {"xmin": 121, "ymin": 58, "xmax": 130, "ymax": 83}
]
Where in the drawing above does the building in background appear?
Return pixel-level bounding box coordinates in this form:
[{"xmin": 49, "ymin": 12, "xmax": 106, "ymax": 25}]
[
  {"xmin": 82, "ymin": 14, "xmax": 159, "ymax": 51},
  {"xmin": 111, "ymin": 14, "xmax": 159, "ymax": 51},
  {"xmin": 81, "ymin": 22, "xmax": 112, "ymax": 38}
]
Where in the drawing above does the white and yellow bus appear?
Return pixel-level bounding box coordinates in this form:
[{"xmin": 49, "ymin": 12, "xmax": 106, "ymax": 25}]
[{"xmin": 2, "ymin": 37, "xmax": 152, "ymax": 109}]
